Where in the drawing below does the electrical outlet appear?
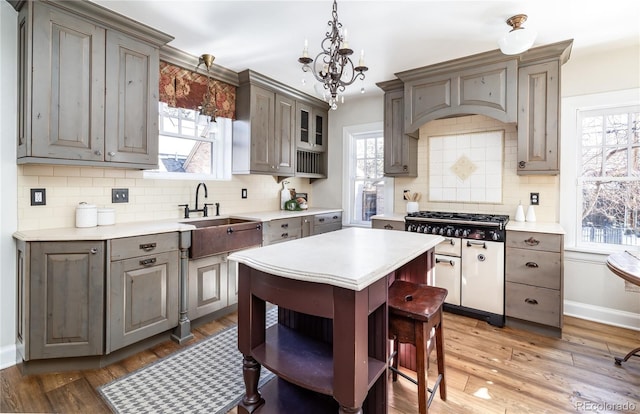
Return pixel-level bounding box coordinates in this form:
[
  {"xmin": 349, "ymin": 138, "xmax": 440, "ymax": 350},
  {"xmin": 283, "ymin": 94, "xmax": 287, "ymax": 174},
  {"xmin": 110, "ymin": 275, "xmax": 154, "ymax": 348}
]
[
  {"xmin": 112, "ymin": 188, "xmax": 129, "ymax": 203},
  {"xmin": 530, "ymin": 192, "xmax": 539, "ymax": 205},
  {"xmin": 241, "ymin": 188, "xmax": 248, "ymax": 199},
  {"xmin": 30, "ymin": 188, "xmax": 46, "ymax": 206}
]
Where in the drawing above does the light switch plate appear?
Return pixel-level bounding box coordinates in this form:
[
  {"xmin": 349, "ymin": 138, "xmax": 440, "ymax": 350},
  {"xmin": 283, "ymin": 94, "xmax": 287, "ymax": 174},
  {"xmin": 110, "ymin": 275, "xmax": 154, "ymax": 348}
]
[{"xmin": 30, "ymin": 188, "xmax": 46, "ymax": 206}]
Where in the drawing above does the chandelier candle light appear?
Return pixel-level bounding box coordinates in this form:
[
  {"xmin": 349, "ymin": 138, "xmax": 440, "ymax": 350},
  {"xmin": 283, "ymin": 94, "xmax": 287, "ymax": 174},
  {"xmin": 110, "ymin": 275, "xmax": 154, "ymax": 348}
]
[{"xmin": 298, "ymin": 0, "xmax": 368, "ymax": 110}]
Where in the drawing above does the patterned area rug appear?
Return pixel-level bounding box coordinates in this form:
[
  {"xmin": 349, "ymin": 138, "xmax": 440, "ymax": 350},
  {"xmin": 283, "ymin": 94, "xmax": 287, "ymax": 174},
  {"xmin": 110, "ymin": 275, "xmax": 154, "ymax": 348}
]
[{"xmin": 98, "ymin": 307, "xmax": 278, "ymax": 414}]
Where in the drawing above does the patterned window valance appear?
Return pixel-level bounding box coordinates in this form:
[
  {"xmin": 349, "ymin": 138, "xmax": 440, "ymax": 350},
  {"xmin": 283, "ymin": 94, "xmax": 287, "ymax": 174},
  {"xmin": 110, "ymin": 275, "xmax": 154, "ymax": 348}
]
[{"xmin": 159, "ymin": 61, "xmax": 236, "ymax": 120}]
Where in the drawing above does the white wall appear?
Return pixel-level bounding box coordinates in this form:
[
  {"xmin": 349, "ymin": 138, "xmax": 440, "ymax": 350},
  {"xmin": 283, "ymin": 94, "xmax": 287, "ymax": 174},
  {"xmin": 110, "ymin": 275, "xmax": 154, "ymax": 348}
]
[
  {"xmin": 559, "ymin": 44, "xmax": 640, "ymax": 329},
  {"xmin": 0, "ymin": 1, "xmax": 18, "ymax": 369}
]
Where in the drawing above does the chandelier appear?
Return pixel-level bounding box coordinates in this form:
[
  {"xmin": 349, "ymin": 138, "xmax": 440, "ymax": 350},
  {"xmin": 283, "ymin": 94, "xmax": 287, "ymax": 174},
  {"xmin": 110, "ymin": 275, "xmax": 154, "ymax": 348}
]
[
  {"xmin": 196, "ymin": 53, "xmax": 217, "ymax": 124},
  {"xmin": 298, "ymin": 0, "xmax": 368, "ymax": 110}
]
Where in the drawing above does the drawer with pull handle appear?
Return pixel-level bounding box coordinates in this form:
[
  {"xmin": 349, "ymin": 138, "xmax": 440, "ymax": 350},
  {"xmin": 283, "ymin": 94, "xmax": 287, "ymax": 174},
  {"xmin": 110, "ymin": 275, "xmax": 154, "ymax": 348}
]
[
  {"xmin": 506, "ymin": 282, "xmax": 561, "ymax": 327},
  {"xmin": 506, "ymin": 231, "xmax": 562, "ymax": 252},
  {"xmin": 110, "ymin": 232, "xmax": 179, "ymax": 261},
  {"xmin": 506, "ymin": 248, "xmax": 561, "ymax": 289}
]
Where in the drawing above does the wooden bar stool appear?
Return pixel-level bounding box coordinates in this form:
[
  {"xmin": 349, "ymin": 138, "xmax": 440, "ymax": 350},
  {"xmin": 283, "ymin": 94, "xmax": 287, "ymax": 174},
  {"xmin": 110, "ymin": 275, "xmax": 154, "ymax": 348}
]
[{"xmin": 388, "ymin": 280, "xmax": 447, "ymax": 414}]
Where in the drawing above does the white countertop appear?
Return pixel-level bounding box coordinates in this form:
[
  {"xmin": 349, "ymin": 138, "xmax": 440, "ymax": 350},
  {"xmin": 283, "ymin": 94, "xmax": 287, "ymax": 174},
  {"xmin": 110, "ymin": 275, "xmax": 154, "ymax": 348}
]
[
  {"xmin": 228, "ymin": 227, "xmax": 443, "ymax": 291},
  {"xmin": 370, "ymin": 213, "xmax": 405, "ymax": 222},
  {"xmin": 506, "ymin": 221, "xmax": 565, "ymax": 235},
  {"xmin": 232, "ymin": 207, "xmax": 341, "ymax": 222},
  {"xmin": 13, "ymin": 208, "xmax": 343, "ymax": 241}
]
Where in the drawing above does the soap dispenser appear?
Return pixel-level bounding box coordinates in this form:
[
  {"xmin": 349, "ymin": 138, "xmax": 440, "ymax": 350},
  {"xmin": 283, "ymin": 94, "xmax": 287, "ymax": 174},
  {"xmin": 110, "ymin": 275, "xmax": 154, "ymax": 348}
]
[{"xmin": 280, "ymin": 181, "xmax": 291, "ymax": 210}]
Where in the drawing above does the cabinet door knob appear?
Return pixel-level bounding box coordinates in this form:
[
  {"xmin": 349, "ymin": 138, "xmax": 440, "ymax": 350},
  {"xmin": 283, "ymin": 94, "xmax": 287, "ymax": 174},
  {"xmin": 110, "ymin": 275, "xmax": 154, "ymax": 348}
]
[
  {"xmin": 95, "ymin": 150, "xmax": 102, "ymax": 156},
  {"xmin": 518, "ymin": 161, "xmax": 526, "ymax": 168},
  {"xmin": 384, "ymin": 224, "xmax": 393, "ymax": 230},
  {"xmin": 108, "ymin": 151, "xmax": 116, "ymax": 157},
  {"xmin": 525, "ymin": 261, "xmax": 539, "ymax": 268},
  {"xmin": 90, "ymin": 247, "xmax": 98, "ymax": 254},
  {"xmin": 524, "ymin": 237, "xmax": 540, "ymax": 246},
  {"xmin": 524, "ymin": 298, "xmax": 539, "ymax": 305},
  {"xmin": 281, "ymin": 232, "xmax": 288, "ymax": 238}
]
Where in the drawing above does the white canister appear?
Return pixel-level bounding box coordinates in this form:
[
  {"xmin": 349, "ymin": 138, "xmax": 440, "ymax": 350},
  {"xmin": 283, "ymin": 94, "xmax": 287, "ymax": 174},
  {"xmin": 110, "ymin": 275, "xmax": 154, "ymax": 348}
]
[
  {"xmin": 406, "ymin": 201, "xmax": 419, "ymax": 213},
  {"xmin": 97, "ymin": 208, "xmax": 116, "ymax": 226},
  {"xmin": 76, "ymin": 202, "xmax": 98, "ymax": 228}
]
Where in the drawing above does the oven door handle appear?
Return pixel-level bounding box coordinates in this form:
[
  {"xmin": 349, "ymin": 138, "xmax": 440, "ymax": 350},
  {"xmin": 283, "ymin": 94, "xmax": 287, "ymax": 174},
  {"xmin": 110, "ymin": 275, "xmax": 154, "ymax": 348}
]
[
  {"xmin": 443, "ymin": 238, "xmax": 455, "ymax": 245},
  {"xmin": 436, "ymin": 258, "xmax": 455, "ymax": 266},
  {"xmin": 466, "ymin": 240, "xmax": 487, "ymax": 249}
]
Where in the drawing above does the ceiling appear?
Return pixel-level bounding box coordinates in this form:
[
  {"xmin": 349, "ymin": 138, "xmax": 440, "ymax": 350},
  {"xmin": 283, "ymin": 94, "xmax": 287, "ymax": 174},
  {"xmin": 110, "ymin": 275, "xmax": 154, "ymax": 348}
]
[{"xmin": 91, "ymin": 0, "xmax": 640, "ymax": 105}]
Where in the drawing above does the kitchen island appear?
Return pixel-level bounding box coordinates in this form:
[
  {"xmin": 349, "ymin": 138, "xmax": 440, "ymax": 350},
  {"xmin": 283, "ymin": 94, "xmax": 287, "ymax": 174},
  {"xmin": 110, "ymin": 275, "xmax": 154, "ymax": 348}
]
[{"xmin": 228, "ymin": 227, "xmax": 443, "ymax": 413}]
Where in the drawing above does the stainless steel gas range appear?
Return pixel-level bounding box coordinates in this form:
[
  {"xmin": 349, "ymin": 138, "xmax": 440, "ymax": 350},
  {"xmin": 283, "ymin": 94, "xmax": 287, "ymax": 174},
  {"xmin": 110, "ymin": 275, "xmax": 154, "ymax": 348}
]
[{"xmin": 405, "ymin": 211, "xmax": 509, "ymax": 327}]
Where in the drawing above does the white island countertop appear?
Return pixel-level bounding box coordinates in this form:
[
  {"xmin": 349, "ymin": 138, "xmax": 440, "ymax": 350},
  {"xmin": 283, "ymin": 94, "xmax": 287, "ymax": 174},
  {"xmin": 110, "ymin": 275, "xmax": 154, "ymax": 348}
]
[{"xmin": 228, "ymin": 227, "xmax": 443, "ymax": 291}]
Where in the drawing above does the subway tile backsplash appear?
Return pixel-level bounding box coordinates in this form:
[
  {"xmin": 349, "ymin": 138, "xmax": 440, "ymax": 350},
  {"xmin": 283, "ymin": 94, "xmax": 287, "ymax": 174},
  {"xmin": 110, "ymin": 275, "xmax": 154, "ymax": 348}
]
[{"xmin": 17, "ymin": 166, "xmax": 312, "ymax": 231}]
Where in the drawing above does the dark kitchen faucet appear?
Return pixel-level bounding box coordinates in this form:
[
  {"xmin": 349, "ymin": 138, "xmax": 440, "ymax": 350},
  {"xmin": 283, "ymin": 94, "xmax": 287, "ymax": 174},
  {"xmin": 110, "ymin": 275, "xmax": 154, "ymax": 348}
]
[{"xmin": 179, "ymin": 182, "xmax": 219, "ymax": 218}]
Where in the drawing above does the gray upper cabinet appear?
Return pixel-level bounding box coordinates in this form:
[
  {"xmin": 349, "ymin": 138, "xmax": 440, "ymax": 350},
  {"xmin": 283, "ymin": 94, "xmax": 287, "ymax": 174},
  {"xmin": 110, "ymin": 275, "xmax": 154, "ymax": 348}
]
[
  {"xmin": 104, "ymin": 30, "xmax": 160, "ymax": 165},
  {"xmin": 397, "ymin": 58, "xmax": 518, "ymax": 134},
  {"xmin": 14, "ymin": 0, "xmax": 172, "ymax": 169},
  {"xmin": 378, "ymin": 40, "xmax": 573, "ymax": 176},
  {"xmin": 377, "ymin": 79, "xmax": 417, "ymax": 177},
  {"xmin": 233, "ymin": 77, "xmax": 295, "ymax": 176},
  {"xmin": 233, "ymin": 70, "xmax": 328, "ymax": 179},
  {"xmin": 515, "ymin": 40, "xmax": 572, "ymax": 175},
  {"xmin": 296, "ymin": 101, "xmax": 327, "ymax": 152}
]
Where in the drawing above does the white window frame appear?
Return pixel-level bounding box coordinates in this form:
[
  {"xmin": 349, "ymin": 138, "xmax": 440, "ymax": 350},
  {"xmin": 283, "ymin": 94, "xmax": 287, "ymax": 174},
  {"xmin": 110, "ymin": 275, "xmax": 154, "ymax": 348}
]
[
  {"xmin": 144, "ymin": 103, "xmax": 232, "ymax": 181},
  {"xmin": 342, "ymin": 122, "xmax": 394, "ymax": 227},
  {"xmin": 560, "ymin": 88, "xmax": 640, "ymax": 253}
]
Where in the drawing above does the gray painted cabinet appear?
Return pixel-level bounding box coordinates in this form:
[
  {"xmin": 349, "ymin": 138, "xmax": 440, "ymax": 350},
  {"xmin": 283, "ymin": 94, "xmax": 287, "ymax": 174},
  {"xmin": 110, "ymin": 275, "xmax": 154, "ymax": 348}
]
[
  {"xmin": 187, "ymin": 253, "xmax": 230, "ymax": 320},
  {"xmin": 505, "ymin": 230, "xmax": 564, "ymax": 336},
  {"xmin": 19, "ymin": 241, "xmax": 105, "ymax": 360},
  {"xmin": 398, "ymin": 58, "xmax": 518, "ymax": 134},
  {"xmin": 14, "ymin": 0, "xmax": 171, "ymax": 169},
  {"xmin": 233, "ymin": 75, "xmax": 296, "ymax": 176},
  {"xmin": 516, "ymin": 61, "xmax": 560, "ymax": 175},
  {"xmin": 108, "ymin": 233, "xmax": 179, "ymax": 352},
  {"xmin": 381, "ymin": 85, "xmax": 418, "ymax": 177},
  {"xmin": 233, "ymin": 70, "xmax": 328, "ymax": 179}
]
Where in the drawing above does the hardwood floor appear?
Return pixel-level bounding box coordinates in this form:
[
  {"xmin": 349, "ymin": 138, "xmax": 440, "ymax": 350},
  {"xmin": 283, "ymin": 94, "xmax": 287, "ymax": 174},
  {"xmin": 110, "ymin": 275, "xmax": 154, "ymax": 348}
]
[{"xmin": 2, "ymin": 312, "xmax": 638, "ymax": 413}]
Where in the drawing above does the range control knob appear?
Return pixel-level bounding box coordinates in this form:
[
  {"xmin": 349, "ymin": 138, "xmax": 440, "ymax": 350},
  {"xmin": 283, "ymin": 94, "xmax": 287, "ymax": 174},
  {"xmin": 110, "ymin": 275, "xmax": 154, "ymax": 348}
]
[
  {"xmin": 446, "ymin": 227, "xmax": 453, "ymax": 236},
  {"xmin": 462, "ymin": 229, "xmax": 470, "ymax": 238},
  {"xmin": 491, "ymin": 231, "xmax": 501, "ymax": 241},
  {"xmin": 432, "ymin": 226, "xmax": 439, "ymax": 235}
]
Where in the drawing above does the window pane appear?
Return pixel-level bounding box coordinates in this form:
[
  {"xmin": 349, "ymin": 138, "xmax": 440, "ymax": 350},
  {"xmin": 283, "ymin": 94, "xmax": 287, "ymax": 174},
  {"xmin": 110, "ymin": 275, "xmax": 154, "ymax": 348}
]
[
  {"xmin": 605, "ymin": 113, "xmax": 628, "ymax": 145},
  {"xmin": 356, "ymin": 139, "xmax": 365, "ymax": 157},
  {"xmin": 582, "ymin": 181, "xmax": 639, "ymax": 246},
  {"xmin": 581, "ymin": 116, "xmax": 603, "ymax": 146},
  {"xmin": 632, "ymin": 146, "xmax": 640, "ymax": 177},
  {"xmin": 581, "ymin": 147, "xmax": 602, "ymax": 177},
  {"xmin": 366, "ymin": 139, "xmax": 376, "ymax": 158},
  {"xmin": 632, "ymin": 113, "xmax": 640, "ymax": 144},
  {"xmin": 604, "ymin": 148, "xmax": 627, "ymax": 177}
]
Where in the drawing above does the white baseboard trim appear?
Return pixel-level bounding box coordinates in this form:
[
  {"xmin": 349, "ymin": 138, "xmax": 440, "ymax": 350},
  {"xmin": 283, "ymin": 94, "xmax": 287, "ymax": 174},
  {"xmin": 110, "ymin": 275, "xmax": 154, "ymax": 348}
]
[
  {"xmin": 0, "ymin": 343, "xmax": 16, "ymax": 370},
  {"xmin": 564, "ymin": 300, "xmax": 640, "ymax": 331}
]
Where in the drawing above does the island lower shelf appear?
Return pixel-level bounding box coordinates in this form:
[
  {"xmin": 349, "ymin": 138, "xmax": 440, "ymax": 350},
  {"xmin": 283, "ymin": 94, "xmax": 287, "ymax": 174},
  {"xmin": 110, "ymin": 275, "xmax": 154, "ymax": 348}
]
[{"xmin": 252, "ymin": 321, "xmax": 388, "ymax": 396}]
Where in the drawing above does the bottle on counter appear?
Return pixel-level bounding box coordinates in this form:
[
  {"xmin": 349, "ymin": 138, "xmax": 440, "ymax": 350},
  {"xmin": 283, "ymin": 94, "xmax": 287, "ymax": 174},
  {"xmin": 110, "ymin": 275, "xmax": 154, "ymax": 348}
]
[{"xmin": 280, "ymin": 181, "xmax": 291, "ymax": 210}]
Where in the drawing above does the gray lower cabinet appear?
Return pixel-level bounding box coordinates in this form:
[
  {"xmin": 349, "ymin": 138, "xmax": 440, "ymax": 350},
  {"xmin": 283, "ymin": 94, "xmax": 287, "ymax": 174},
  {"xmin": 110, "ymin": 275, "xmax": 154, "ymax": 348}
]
[
  {"xmin": 187, "ymin": 253, "xmax": 229, "ymax": 320},
  {"xmin": 17, "ymin": 241, "xmax": 105, "ymax": 360},
  {"xmin": 108, "ymin": 233, "xmax": 179, "ymax": 352},
  {"xmin": 505, "ymin": 230, "xmax": 564, "ymax": 336},
  {"xmin": 14, "ymin": 0, "xmax": 171, "ymax": 169},
  {"xmin": 371, "ymin": 218, "xmax": 405, "ymax": 231},
  {"xmin": 312, "ymin": 212, "xmax": 342, "ymax": 235},
  {"xmin": 263, "ymin": 217, "xmax": 303, "ymax": 245}
]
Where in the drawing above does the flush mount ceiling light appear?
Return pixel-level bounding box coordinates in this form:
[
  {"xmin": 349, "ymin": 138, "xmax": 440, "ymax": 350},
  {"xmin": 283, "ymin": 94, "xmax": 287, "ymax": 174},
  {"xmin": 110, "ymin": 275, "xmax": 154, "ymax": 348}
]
[
  {"xmin": 298, "ymin": 0, "xmax": 368, "ymax": 110},
  {"xmin": 498, "ymin": 14, "xmax": 537, "ymax": 55}
]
